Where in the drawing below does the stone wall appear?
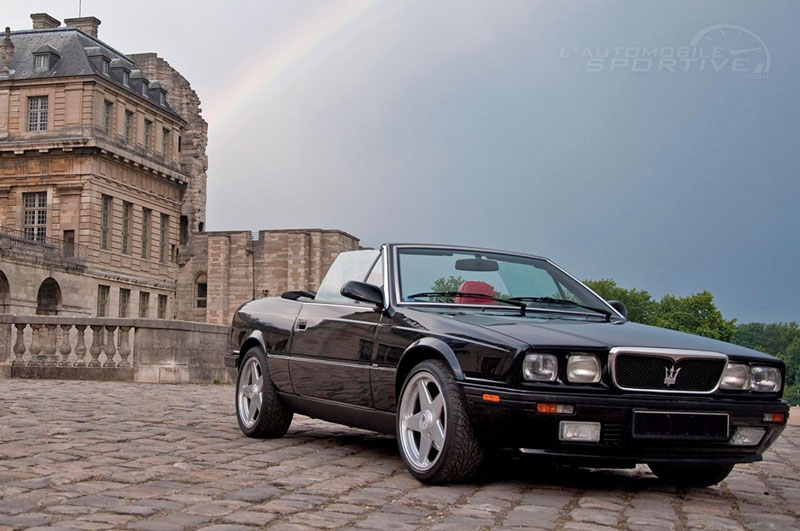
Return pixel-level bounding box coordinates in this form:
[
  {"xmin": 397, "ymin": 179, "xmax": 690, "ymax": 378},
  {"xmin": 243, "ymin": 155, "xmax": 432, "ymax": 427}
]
[
  {"xmin": 0, "ymin": 314, "xmax": 232, "ymax": 383},
  {"xmin": 178, "ymin": 229, "xmax": 360, "ymax": 325}
]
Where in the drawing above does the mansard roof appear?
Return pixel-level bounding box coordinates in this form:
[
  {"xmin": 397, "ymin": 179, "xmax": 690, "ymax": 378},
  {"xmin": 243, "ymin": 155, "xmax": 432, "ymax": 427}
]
[{"xmin": 5, "ymin": 28, "xmax": 184, "ymax": 122}]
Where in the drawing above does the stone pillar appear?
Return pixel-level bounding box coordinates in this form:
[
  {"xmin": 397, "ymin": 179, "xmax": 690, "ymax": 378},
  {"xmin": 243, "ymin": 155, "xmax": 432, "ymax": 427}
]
[
  {"xmin": 118, "ymin": 326, "xmax": 131, "ymax": 368},
  {"xmin": 43, "ymin": 324, "xmax": 58, "ymax": 366},
  {"xmin": 103, "ymin": 326, "xmax": 117, "ymax": 367},
  {"xmin": 89, "ymin": 325, "xmax": 102, "ymax": 367},
  {"xmin": 74, "ymin": 325, "xmax": 87, "ymax": 367},
  {"xmin": 29, "ymin": 324, "xmax": 42, "ymax": 366},
  {"xmin": 58, "ymin": 325, "xmax": 73, "ymax": 366},
  {"xmin": 12, "ymin": 324, "xmax": 26, "ymax": 365}
]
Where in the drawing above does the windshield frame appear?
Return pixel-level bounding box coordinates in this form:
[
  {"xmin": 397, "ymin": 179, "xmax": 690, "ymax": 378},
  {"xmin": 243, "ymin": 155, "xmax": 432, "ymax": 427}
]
[{"xmin": 388, "ymin": 244, "xmax": 624, "ymax": 319}]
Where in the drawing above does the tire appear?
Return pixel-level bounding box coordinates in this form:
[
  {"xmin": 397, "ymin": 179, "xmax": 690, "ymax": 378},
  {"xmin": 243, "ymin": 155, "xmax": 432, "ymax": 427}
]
[
  {"xmin": 648, "ymin": 463, "xmax": 734, "ymax": 488},
  {"xmin": 396, "ymin": 359, "xmax": 484, "ymax": 483},
  {"xmin": 236, "ymin": 347, "xmax": 293, "ymax": 438}
]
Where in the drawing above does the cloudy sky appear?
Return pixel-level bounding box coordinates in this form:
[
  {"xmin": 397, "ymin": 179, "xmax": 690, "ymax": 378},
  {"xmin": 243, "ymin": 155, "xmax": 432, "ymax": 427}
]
[{"xmin": 6, "ymin": 1, "xmax": 799, "ymax": 323}]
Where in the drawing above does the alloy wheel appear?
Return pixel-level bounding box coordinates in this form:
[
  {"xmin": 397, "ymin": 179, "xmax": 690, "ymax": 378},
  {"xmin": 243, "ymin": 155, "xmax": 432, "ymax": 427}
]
[
  {"xmin": 237, "ymin": 357, "xmax": 263, "ymax": 428},
  {"xmin": 398, "ymin": 371, "xmax": 447, "ymax": 471}
]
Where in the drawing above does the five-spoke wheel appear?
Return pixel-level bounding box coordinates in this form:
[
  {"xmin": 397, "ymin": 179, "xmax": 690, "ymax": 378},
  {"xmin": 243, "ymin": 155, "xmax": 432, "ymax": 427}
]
[
  {"xmin": 237, "ymin": 356, "xmax": 264, "ymax": 428},
  {"xmin": 235, "ymin": 347, "xmax": 293, "ymax": 438},
  {"xmin": 397, "ymin": 359, "xmax": 484, "ymax": 483},
  {"xmin": 399, "ymin": 371, "xmax": 447, "ymax": 471}
]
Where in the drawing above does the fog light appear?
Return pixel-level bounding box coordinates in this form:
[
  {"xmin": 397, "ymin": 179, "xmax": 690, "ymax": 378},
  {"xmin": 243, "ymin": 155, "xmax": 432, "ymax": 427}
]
[
  {"xmin": 559, "ymin": 421, "xmax": 601, "ymax": 442},
  {"xmin": 729, "ymin": 427, "xmax": 765, "ymax": 446}
]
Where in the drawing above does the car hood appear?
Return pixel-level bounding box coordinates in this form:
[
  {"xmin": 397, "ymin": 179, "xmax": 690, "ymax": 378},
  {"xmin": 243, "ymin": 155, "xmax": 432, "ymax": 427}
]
[{"xmin": 446, "ymin": 313, "xmax": 776, "ymax": 362}]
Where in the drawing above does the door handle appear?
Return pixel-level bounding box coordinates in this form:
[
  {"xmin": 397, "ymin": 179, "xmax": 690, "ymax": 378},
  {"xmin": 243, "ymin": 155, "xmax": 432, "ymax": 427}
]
[{"xmin": 295, "ymin": 319, "xmax": 308, "ymax": 332}]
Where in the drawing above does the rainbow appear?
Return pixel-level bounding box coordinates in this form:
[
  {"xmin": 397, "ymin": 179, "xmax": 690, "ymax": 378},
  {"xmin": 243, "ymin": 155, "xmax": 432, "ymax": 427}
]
[{"xmin": 204, "ymin": 0, "xmax": 391, "ymax": 129}]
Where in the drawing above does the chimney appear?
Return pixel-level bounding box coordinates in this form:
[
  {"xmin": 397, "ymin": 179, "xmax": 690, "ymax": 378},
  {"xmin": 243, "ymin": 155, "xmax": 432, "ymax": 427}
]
[
  {"xmin": 63, "ymin": 16, "xmax": 101, "ymax": 38},
  {"xmin": 0, "ymin": 27, "xmax": 14, "ymax": 76},
  {"xmin": 30, "ymin": 13, "xmax": 61, "ymax": 30}
]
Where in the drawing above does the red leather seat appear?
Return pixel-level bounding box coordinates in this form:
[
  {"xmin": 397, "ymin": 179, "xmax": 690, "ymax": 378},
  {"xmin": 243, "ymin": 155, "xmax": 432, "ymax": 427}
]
[{"xmin": 455, "ymin": 281, "xmax": 497, "ymax": 305}]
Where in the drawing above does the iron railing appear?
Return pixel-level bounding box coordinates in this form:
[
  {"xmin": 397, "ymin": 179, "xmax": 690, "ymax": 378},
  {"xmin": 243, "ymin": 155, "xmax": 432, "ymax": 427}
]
[{"xmin": 0, "ymin": 226, "xmax": 88, "ymax": 263}]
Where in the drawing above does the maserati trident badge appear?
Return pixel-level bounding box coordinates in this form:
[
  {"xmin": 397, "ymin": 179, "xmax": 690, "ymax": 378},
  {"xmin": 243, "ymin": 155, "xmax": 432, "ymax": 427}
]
[{"xmin": 664, "ymin": 365, "xmax": 681, "ymax": 386}]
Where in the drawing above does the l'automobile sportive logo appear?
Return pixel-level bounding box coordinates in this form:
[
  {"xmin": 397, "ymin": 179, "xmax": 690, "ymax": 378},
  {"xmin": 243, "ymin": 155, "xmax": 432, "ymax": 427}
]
[{"xmin": 560, "ymin": 24, "xmax": 770, "ymax": 78}]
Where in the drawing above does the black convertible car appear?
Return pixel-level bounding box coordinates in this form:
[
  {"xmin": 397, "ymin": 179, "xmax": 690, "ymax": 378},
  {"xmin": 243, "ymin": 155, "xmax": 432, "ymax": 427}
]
[{"xmin": 227, "ymin": 244, "xmax": 788, "ymax": 485}]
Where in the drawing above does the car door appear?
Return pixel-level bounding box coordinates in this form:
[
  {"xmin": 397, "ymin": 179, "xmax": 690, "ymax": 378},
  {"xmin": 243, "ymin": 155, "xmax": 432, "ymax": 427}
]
[{"xmin": 289, "ymin": 250, "xmax": 382, "ymax": 408}]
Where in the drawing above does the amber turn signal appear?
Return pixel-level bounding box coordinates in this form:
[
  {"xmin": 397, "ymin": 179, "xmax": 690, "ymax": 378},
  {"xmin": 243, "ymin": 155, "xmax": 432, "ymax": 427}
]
[
  {"xmin": 482, "ymin": 393, "xmax": 500, "ymax": 403},
  {"xmin": 536, "ymin": 403, "xmax": 574, "ymax": 414},
  {"xmin": 763, "ymin": 412, "xmax": 786, "ymax": 423}
]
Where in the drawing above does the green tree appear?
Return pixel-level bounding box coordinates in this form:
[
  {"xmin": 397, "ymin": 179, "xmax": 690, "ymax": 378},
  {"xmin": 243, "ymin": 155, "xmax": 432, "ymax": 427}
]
[
  {"xmin": 731, "ymin": 322, "xmax": 800, "ymax": 404},
  {"xmin": 651, "ymin": 291, "xmax": 736, "ymax": 342},
  {"xmin": 733, "ymin": 322, "xmax": 800, "ymax": 357},
  {"xmin": 583, "ymin": 279, "xmax": 658, "ymax": 324}
]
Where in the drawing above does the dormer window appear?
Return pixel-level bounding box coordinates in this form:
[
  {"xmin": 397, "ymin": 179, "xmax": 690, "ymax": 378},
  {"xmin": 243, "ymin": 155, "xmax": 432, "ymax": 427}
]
[
  {"xmin": 159, "ymin": 93, "xmax": 165, "ymax": 105},
  {"xmin": 32, "ymin": 45, "xmax": 60, "ymax": 71},
  {"xmin": 141, "ymin": 83, "xmax": 147, "ymax": 96},
  {"xmin": 122, "ymin": 71, "xmax": 129, "ymax": 86},
  {"xmin": 101, "ymin": 58, "xmax": 110, "ymax": 75}
]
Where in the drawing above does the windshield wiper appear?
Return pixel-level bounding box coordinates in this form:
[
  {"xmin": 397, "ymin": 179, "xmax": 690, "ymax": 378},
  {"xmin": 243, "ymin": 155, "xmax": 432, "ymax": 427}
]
[
  {"xmin": 509, "ymin": 296, "xmax": 611, "ymax": 319},
  {"xmin": 407, "ymin": 291, "xmax": 527, "ymax": 315}
]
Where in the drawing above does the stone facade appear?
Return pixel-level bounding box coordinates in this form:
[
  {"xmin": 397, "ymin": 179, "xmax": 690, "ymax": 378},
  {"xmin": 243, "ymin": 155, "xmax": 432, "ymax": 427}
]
[
  {"xmin": 0, "ymin": 13, "xmax": 361, "ymax": 327},
  {"xmin": 179, "ymin": 229, "xmax": 360, "ymax": 325},
  {"xmin": 0, "ymin": 16, "xmax": 185, "ymax": 319}
]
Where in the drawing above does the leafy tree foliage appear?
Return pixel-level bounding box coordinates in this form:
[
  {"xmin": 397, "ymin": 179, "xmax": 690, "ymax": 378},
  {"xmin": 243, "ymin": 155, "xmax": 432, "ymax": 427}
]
[
  {"xmin": 652, "ymin": 292, "xmax": 737, "ymax": 342},
  {"xmin": 583, "ymin": 279, "xmax": 658, "ymax": 324},
  {"xmin": 585, "ymin": 280, "xmax": 735, "ymax": 341},
  {"xmin": 733, "ymin": 322, "xmax": 800, "ymax": 404}
]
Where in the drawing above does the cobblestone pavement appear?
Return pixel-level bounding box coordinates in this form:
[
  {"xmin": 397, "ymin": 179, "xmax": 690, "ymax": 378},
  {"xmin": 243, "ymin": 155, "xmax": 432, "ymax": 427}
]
[{"xmin": 0, "ymin": 380, "xmax": 798, "ymax": 531}]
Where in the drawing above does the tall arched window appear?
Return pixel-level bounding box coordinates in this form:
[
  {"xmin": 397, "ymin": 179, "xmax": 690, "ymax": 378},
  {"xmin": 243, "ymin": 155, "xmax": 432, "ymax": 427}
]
[
  {"xmin": 0, "ymin": 270, "xmax": 9, "ymax": 313},
  {"xmin": 36, "ymin": 277, "xmax": 61, "ymax": 316},
  {"xmin": 195, "ymin": 273, "xmax": 207, "ymax": 309}
]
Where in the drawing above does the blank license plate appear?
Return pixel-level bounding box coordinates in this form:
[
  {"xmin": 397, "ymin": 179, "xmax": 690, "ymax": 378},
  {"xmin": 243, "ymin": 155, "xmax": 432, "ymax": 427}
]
[{"xmin": 632, "ymin": 411, "xmax": 729, "ymax": 440}]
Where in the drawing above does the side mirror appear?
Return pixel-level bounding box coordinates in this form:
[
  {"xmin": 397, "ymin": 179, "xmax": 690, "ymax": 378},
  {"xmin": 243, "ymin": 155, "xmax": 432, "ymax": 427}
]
[
  {"xmin": 340, "ymin": 281, "xmax": 384, "ymax": 307},
  {"xmin": 607, "ymin": 300, "xmax": 628, "ymax": 319}
]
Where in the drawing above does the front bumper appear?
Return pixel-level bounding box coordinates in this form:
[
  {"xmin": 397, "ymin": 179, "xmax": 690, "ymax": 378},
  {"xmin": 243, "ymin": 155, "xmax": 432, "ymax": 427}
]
[{"xmin": 462, "ymin": 382, "xmax": 789, "ymax": 466}]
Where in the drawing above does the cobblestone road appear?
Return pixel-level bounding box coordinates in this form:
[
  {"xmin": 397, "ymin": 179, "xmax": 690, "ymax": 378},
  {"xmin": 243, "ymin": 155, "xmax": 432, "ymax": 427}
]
[{"xmin": 0, "ymin": 380, "xmax": 798, "ymax": 531}]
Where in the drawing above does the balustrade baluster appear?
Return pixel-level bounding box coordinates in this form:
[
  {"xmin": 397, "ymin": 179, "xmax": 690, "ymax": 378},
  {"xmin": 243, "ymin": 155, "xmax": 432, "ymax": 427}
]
[
  {"xmin": 103, "ymin": 326, "xmax": 117, "ymax": 367},
  {"xmin": 29, "ymin": 324, "xmax": 42, "ymax": 366},
  {"xmin": 58, "ymin": 325, "xmax": 73, "ymax": 366},
  {"xmin": 117, "ymin": 326, "xmax": 132, "ymax": 368},
  {"xmin": 89, "ymin": 325, "xmax": 102, "ymax": 367},
  {"xmin": 44, "ymin": 324, "xmax": 58, "ymax": 366},
  {"xmin": 74, "ymin": 325, "xmax": 87, "ymax": 367},
  {"xmin": 12, "ymin": 323, "xmax": 27, "ymax": 366}
]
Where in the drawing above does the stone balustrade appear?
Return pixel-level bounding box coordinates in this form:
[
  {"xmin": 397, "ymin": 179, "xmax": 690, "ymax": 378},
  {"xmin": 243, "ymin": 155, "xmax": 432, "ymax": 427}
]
[{"xmin": 0, "ymin": 315, "xmax": 234, "ymax": 383}]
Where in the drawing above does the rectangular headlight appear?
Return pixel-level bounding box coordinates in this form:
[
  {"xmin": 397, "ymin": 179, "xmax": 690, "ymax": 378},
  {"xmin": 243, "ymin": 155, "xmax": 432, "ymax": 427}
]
[
  {"xmin": 566, "ymin": 354, "xmax": 601, "ymax": 383},
  {"xmin": 751, "ymin": 366, "xmax": 782, "ymax": 392},
  {"xmin": 720, "ymin": 363, "xmax": 751, "ymax": 390},
  {"xmin": 523, "ymin": 353, "xmax": 557, "ymax": 381}
]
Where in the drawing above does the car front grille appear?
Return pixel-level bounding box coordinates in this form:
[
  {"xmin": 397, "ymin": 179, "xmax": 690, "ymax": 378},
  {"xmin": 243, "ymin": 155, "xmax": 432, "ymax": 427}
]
[{"xmin": 612, "ymin": 353, "xmax": 726, "ymax": 393}]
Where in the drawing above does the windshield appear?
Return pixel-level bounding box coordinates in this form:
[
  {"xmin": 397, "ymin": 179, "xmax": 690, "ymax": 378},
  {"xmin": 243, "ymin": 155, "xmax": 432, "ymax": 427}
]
[{"xmin": 395, "ymin": 247, "xmax": 611, "ymax": 316}]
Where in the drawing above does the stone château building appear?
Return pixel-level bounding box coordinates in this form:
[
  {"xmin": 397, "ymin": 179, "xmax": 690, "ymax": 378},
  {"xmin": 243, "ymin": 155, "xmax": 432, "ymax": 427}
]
[{"xmin": 0, "ymin": 13, "xmax": 359, "ymax": 326}]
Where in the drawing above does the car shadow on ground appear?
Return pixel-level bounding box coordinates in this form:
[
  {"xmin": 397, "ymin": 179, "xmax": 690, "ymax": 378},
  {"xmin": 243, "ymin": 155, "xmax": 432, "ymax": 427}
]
[{"xmin": 284, "ymin": 424, "xmax": 669, "ymax": 491}]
